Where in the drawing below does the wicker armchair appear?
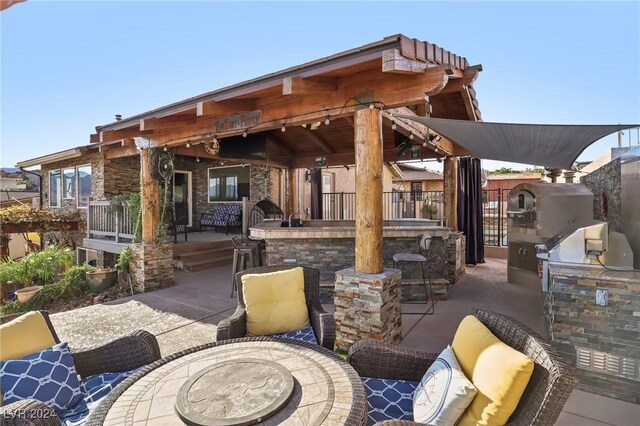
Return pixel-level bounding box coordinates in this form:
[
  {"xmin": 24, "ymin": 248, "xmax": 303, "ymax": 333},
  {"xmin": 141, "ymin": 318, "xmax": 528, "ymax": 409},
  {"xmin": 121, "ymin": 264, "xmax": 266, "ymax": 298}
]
[
  {"xmin": 216, "ymin": 265, "xmax": 336, "ymax": 350},
  {"xmin": 348, "ymin": 309, "xmax": 578, "ymax": 426},
  {"xmin": 0, "ymin": 311, "xmax": 161, "ymax": 426}
]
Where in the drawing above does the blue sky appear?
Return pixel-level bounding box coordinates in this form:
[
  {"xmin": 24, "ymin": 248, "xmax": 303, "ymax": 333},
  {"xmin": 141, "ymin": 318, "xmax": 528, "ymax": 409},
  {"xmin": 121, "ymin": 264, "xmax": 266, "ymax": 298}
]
[{"xmin": 1, "ymin": 1, "xmax": 639, "ymax": 170}]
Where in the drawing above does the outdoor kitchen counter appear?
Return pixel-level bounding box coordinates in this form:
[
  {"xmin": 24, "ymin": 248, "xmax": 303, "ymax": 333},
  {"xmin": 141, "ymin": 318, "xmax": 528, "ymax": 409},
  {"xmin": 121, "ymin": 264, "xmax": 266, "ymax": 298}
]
[
  {"xmin": 250, "ymin": 219, "xmax": 467, "ymax": 301},
  {"xmin": 548, "ymin": 264, "xmax": 640, "ymax": 284},
  {"xmin": 249, "ymin": 218, "xmax": 451, "ymax": 239}
]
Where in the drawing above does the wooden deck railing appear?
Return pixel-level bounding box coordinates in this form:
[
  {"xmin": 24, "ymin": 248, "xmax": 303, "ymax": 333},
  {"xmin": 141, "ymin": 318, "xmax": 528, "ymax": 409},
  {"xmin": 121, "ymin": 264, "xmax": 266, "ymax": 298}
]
[{"xmin": 87, "ymin": 200, "xmax": 135, "ymax": 243}]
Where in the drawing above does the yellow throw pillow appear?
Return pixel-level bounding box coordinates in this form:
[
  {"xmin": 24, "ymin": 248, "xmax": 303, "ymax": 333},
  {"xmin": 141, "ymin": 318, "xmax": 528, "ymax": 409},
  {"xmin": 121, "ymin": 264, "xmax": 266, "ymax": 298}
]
[
  {"xmin": 241, "ymin": 267, "xmax": 310, "ymax": 336},
  {"xmin": 452, "ymin": 315, "xmax": 534, "ymax": 426},
  {"xmin": 0, "ymin": 311, "xmax": 57, "ymax": 361}
]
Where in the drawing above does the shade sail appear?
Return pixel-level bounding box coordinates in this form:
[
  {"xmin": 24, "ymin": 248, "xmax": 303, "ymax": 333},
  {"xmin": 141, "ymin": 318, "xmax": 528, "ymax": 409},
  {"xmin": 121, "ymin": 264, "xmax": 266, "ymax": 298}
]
[{"xmin": 396, "ymin": 116, "xmax": 639, "ymax": 169}]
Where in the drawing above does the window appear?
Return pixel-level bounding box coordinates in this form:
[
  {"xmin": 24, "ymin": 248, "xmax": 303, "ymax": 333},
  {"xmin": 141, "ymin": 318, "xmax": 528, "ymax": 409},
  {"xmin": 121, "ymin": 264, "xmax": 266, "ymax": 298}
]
[
  {"xmin": 77, "ymin": 165, "xmax": 92, "ymax": 208},
  {"xmin": 411, "ymin": 182, "xmax": 423, "ymax": 201},
  {"xmin": 62, "ymin": 168, "xmax": 75, "ymax": 199},
  {"xmin": 49, "ymin": 170, "xmax": 61, "ymax": 207},
  {"xmin": 208, "ymin": 166, "xmax": 250, "ymax": 202}
]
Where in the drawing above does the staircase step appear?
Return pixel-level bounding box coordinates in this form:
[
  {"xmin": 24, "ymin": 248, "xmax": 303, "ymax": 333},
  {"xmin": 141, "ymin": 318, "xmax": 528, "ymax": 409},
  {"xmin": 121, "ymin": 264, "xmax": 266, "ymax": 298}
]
[{"xmin": 173, "ymin": 240, "xmax": 233, "ymax": 256}]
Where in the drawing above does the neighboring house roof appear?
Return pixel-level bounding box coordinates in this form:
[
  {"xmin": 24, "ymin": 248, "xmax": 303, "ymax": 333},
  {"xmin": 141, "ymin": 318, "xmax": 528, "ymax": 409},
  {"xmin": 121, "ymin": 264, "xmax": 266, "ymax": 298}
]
[{"xmin": 394, "ymin": 164, "xmax": 443, "ymax": 181}]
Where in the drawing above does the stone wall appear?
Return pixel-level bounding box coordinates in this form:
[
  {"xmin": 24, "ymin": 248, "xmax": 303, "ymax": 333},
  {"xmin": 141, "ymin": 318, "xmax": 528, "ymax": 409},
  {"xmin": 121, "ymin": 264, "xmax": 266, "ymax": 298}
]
[
  {"xmin": 545, "ymin": 265, "xmax": 640, "ymax": 403},
  {"xmin": 267, "ymin": 233, "xmax": 465, "ymax": 303},
  {"xmin": 103, "ymin": 156, "xmax": 140, "ymax": 197},
  {"xmin": 582, "ymin": 158, "xmax": 622, "ymax": 232},
  {"xmin": 334, "ymin": 268, "xmax": 402, "ymax": 351},
  {"xmin": 130, "ymin": 242, "xmax": 174, "ymax": 293}
]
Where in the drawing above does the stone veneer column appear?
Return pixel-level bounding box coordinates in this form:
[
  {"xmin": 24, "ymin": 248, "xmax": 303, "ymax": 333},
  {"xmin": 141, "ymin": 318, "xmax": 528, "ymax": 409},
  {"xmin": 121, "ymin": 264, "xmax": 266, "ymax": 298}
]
[
  {"xmin": 334, "ymin": 267, "xmax": 402, "ymax": 351},
  {"xmin": 130, "ymin": 242, "xmax": 174, "ymax": 292}
]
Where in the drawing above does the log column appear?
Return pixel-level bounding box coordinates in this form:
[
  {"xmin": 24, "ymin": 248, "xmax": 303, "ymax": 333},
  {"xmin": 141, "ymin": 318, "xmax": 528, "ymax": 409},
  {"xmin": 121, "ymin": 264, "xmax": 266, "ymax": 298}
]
[
  {"xmin": 140, "ymin": 148, "xmax": 160, "ymax": 244},
  {"xmin": 334, "ymin": 107, "xmax": 401, "ymax": 351},
  {"xmin": 354, "ymin": 107, "xmax": 383, "ymax": 273},
  {"xmin": 130, "ymin": 144, "xmax": 174, "ymax": 293}
]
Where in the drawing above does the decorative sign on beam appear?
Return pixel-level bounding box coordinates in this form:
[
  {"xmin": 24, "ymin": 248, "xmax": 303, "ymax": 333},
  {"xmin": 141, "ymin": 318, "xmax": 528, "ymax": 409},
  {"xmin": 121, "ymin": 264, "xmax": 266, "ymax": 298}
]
[{"xmin": 212, "ymin": 110, "xmax": 262, "ymax": 134}]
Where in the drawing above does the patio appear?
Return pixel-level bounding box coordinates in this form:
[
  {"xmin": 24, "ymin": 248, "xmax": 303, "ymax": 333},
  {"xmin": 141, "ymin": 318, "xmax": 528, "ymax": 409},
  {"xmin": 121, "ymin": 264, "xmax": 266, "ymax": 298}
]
[{"xmin": 48, "ymin": 258, "xmax": 639, "ymax": 425}]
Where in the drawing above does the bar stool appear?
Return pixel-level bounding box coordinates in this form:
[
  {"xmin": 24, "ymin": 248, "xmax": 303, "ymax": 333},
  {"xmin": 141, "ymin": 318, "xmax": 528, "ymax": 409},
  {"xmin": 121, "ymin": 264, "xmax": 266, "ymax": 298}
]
[
  {"xmin": 231, "ymin": 237, "xmax": 257, "ymax": 297},
  {"xmin": 392, "ymin": 234, "xmax": 436, "ymax": 315},
  {"xmin": 242, "ymin": 233, "xmax": 266, "ymax": 267}
]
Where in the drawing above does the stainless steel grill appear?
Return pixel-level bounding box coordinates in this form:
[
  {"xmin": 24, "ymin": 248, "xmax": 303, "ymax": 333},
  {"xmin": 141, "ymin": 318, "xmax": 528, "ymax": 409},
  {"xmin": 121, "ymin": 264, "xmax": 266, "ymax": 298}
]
[{"xmin": 506, "ymin": 182, "xmax": 595, "ymax": 286}]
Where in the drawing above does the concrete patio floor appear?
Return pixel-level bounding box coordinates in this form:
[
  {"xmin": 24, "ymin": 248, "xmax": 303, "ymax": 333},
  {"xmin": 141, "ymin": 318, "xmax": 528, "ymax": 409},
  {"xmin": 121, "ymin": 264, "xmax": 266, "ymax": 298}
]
[{"xmin": 50, "ymin": 258, "xmax": 639, "ymax": 425}]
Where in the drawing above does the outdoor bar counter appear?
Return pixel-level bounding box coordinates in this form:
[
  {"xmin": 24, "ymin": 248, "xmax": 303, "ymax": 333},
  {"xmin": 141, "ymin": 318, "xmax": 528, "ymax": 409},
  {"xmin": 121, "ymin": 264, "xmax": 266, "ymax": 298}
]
[{"xmin": 250, "ymin": 219, "xmax": 466, "ymax": 301}]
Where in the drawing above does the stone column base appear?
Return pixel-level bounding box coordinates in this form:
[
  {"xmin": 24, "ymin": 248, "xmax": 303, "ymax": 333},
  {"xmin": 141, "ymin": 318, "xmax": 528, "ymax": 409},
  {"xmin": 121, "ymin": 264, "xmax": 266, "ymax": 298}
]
[
  {"xmin": 130, "ymin": 242, "xmax": 174, "ymax": 293},
  {"xmin": 334, "ymin": 267, "xmax": 402, "ymax": 352}
]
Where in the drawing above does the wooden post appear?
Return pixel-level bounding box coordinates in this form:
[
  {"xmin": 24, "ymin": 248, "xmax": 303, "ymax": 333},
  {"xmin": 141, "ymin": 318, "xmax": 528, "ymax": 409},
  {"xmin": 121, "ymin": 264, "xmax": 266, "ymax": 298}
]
[
  {"xmin": 354, "ymin": 108, "xmax": 383, "ymax": 274},
  {"xmin": 287, "ymin": 168, "xmax": 296, "ymax": 216},
  {"xmin": 140, "ymin": 149, "xmax": 160, "ymax": 244},
  {"xmin": 443, "ymin": 157, "xmax": 458, "ymax": 231}
]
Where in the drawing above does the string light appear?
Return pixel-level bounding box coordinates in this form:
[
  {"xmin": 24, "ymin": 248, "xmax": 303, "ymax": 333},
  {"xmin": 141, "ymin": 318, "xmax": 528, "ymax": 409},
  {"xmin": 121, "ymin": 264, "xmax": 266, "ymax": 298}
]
[
  {"xmin": 324, "ymin": 115, "xmax": 330, "ymax": 126},
  {"xmin": 163, "ymin": 146, "xmax": 168, "ymax": 152},
  {"xmin": 281, "ymin": 124, "xmax": 286, "ymax": 132},
  {"xmin": 196, "ymin": 157, "xmax": 200, "ymax": 163},
  {"xmin": 409, "ymin": 133, "xmax": 414, "ymax": 140},
  {"xmin": 301, "ymin": 123, "xmax": 307, "ymax": 128},
  {"xmin": 391, "ymin": 121, "xmax": 397, "ymax": 131},
  {"xmin": 422, "ymin": 141, "xmax": 428, "ymax": 147},
  {"xmin": 242, "ymin": 131, "xmax": 248, "ymax": 138},
  {"xmin": 186, "ymin": 142, "xmax": 191, "ymax": 148}
]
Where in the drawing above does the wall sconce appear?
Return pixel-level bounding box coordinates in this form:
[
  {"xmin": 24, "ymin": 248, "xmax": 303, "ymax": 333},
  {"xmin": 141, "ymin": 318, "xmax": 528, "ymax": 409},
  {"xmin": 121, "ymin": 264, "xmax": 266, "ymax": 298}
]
[{"xmin": 304, "ymin": 169, "xmax": 312, "ymax": 183}]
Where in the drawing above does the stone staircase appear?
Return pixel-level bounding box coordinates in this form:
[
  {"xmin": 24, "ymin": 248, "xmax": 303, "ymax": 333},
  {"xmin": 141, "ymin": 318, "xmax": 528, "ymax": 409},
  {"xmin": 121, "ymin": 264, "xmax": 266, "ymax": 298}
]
[{"xmin": 173, "ymin": 240, "xmax": 234, "ymax": 272}]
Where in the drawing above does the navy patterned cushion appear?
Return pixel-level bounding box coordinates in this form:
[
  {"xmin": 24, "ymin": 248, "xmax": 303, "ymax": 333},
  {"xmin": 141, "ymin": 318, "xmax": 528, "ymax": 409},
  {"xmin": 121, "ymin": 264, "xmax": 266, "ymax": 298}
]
[
  {"xmin": 276, "ymin": 326, "xmax": 318, "ymax": 345},
  {"xmin": 0, "ymin": 342, "xmax": 83, "ymax": 413},
  {"xmin": 362, "ymin": 377, "xmax": 418, "ymax": 425},
  {"xmin": 59, "ymin": 368, "xmax": 139, "ymax": 426}
]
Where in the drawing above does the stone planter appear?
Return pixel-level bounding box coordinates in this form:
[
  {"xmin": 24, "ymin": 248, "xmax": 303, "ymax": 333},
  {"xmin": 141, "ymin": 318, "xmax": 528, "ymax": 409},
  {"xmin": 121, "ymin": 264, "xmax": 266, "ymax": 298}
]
[
  {"xmin": 15, "ymin": 285, "xmax": 43, "ymax": 302},
  {"xmin": 86, "ymin": 269, "xmax": 116, "ymax": 293}
]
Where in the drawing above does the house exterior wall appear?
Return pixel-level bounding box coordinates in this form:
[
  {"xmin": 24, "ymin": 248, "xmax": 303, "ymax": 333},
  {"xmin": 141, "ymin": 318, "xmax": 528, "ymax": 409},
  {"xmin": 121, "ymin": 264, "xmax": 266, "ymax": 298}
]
[{"xmin": 485, "ymin": 176, "xmax": 541, "ymax": 192}]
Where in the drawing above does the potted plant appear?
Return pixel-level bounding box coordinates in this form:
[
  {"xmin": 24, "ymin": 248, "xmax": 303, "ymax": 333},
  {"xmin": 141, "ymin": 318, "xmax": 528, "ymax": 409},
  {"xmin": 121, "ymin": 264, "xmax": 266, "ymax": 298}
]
[{"xmin": 86, "ymin": 268, "xmax": 116, "ymax": 293}]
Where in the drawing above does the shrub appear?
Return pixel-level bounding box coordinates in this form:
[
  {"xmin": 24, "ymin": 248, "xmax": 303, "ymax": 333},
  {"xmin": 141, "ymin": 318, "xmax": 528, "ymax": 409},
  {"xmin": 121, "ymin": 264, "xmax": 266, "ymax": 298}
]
[
  {"xmin": 0, "ymin": 264, "xmax": 94, "ymax": 316},
  {"xmin": 0, "ymin": 245, "xmax": 74, "ymax": 288}
]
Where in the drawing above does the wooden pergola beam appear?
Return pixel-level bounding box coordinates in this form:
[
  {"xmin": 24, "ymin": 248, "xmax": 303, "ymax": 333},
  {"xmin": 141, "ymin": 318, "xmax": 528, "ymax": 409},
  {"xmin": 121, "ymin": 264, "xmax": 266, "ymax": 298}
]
[
  {"xmin": 437, "ymin": 65, "xmax": 482, "ymax": 95},
  {"xmin": 288, "ymin": 148, "xmax": 400, "ymax": 169},
  {"xmin": 282, "ymin": 76, "xmax": 338, "ymax": 96},
  {"xmin": 196, "ymin": 99, "xmax": 256, "ymax": 117},
  {"xmin": 98, "ymin": 129, "xmax": 153, "ymax": 143},
  {"xmin": 140, "ymin": 115, "xmax": 196, "ymax": 131}
]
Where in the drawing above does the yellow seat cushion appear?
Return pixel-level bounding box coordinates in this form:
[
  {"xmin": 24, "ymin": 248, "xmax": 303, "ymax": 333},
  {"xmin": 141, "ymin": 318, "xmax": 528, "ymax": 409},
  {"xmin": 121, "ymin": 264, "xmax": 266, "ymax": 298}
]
[
  {"xmin": 452, "ymin": 315, "xmax": 534, "ymax": 426},
  {"xmin": 241, "ymin": 267, "xmax": 310, "ymax": 336},
  {"xmin": 0, "ymin": 311, "xmax": 57, "ymax": 361}
]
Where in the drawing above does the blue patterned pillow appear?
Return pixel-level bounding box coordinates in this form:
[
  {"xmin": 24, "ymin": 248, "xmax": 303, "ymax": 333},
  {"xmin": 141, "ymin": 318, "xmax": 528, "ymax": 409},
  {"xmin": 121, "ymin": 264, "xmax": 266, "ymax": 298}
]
[{"xmin": 0, "ymin": 342, "xmax": 83, "ymax": 413}]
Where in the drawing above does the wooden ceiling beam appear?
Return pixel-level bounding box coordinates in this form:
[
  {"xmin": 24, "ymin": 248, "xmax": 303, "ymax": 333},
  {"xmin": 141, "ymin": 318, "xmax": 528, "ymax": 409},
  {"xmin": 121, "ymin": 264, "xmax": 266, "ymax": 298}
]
[
  {"xmin": 196, "ymin": 99, "xmax": 256, "ymax": 117},
  {"xmin": 282, "ymin": 76, "xmax": 338, "ymax": 96},
  {"xmin": 300, "ymin": 127, "xmax": 335, "ymax": 154},
  {"xmin": 140, "ymin": 115, "xmax": 196, "ymax": 131},
  {"xmin": 146, "ymin": 66, "xmax": 452, "ymax": 145},
  {"xmin": 289, "ymin": 148, "xmax": 404, "ymax": 169},
  {"xmin": 266, "ymin": 133, "xmax": 295, "ymax": 156},
  {"xmin": 103, "ymin": 140, "xmax": 138, "ymax": 159}
]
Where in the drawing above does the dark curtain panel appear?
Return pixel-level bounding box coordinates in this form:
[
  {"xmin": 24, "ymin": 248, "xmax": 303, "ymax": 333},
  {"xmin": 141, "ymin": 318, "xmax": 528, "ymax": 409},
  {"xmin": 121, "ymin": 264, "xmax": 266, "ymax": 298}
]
[
  {"xmin": 457, "ymin": 157, "xmax": 485, "ymax": 264},
  {"xmin": 310, "ymin": 168, "xmax": 323, "ymax": 219}
]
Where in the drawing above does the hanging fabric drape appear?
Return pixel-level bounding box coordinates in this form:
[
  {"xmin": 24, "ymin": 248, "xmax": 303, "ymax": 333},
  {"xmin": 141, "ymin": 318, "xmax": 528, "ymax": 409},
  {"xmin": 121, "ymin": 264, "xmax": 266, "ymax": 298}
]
[
  {"xmin": 310, "ymin": 168, "xmax": 323, "ymax": 219},
  {"xmin": 457, "ymin": 157, "xmax": 485, "ymax": 265}
]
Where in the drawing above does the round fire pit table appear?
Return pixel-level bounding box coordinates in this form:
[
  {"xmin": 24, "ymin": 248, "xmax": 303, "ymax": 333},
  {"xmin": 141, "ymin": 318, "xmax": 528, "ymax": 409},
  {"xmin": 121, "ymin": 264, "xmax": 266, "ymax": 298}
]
[{"xmin": 87, "ymin": 337, "xmax": 367, "ymax": 425}]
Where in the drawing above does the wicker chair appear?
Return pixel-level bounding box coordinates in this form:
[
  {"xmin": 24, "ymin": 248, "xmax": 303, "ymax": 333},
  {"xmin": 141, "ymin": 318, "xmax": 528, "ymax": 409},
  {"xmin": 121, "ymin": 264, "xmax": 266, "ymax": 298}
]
[
  {"xmin": 348, "ymin": 309, "xmax": 578, "ymax": 426},
  {"xmin": 216, "ymin": 265, "xmax": 336, "ymax": 350},
  {"xmin": 0, "ymin": 311, "xmax": 161, "ymax": 426}
]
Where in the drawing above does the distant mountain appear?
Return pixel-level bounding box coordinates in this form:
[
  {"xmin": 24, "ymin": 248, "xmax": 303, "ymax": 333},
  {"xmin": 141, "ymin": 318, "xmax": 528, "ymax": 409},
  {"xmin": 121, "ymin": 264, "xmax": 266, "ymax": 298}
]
[{"xmin": 0, "ymin": 167, "xmax": 20, "ymax": 175}]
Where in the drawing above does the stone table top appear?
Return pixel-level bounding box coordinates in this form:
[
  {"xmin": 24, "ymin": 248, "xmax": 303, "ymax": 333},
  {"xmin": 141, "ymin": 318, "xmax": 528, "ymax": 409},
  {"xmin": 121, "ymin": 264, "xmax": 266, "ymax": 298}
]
[{"xmin": 91, "ymin": 337, "xmax": 367, "ymax": 426}]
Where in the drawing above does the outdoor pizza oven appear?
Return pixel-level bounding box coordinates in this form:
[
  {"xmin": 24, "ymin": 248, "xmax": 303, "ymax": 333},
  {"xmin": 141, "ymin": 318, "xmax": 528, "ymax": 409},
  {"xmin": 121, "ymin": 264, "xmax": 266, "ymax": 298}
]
[{"xmin": 507, "ymin": 182, "xmax": 595, "ymax": 286}]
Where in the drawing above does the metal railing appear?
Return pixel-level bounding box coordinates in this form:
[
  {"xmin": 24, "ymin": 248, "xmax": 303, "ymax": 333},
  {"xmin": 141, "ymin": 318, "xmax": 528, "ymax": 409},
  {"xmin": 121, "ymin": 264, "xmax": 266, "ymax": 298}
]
[
  {"xmin": 86, "ymin": 200, "xmax": 135, "ymax": 243},
  {"xmin": 321, "ymin": 191, "xmax": 444, "ymax": 221},
  {"xmin": 321, "ymin": 190, "xmax": 510, "ymax": 247}
]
